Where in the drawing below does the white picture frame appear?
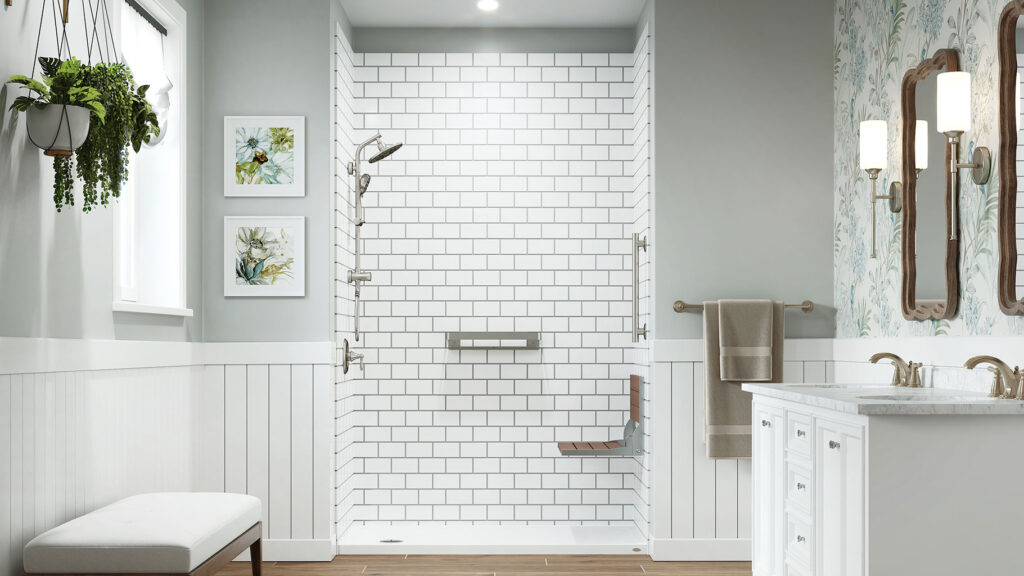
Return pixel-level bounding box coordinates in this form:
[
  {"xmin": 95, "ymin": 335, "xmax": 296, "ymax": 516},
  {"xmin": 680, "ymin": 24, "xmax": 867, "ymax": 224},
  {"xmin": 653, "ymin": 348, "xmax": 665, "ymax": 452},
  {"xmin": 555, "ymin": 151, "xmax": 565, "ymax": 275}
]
[
  {"xmin": 224, "ymin": 116, "xmax": 305, "ymax": 197},
  {"xmin": 224, "ymin": 216, "xmax": 305, "ymax": 297}
]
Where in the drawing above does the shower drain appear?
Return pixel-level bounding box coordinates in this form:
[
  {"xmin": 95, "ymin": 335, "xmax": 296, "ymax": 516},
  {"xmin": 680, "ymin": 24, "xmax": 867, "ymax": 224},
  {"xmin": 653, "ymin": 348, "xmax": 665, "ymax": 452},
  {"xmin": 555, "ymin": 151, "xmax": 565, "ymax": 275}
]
[{"xmin": 380, "ymin": 539, "xmax": 403, "ymax": 543}]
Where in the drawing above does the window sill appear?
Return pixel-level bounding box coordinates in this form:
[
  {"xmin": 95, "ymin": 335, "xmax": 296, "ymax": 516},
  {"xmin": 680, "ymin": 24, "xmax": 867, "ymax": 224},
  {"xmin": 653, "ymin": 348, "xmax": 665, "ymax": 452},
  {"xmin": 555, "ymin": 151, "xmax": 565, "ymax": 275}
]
[{"xmin": 112, "ymin": 301, "xmax": 194, "ymax": 317}]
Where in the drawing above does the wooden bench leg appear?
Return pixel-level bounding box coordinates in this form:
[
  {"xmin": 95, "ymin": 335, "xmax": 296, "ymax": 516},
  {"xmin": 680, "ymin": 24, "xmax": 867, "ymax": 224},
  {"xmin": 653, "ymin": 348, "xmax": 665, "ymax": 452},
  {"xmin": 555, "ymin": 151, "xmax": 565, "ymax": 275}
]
[{"xmin": 249, "ymin": 538, "xmax": 262, "ymax": 576}]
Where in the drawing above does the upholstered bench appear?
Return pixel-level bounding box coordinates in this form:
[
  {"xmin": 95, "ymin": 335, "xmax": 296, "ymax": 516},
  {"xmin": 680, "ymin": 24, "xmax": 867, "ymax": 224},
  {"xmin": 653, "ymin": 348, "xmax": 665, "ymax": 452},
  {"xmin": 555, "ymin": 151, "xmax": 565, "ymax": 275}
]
[{"xmin": 23, "ymin": 493, "xmax": 262, "ymax": 576}]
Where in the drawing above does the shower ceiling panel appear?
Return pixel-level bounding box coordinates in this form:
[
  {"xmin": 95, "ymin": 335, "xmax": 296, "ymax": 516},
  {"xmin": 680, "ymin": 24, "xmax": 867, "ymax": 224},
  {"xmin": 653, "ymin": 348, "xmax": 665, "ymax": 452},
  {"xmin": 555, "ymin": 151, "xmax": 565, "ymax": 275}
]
[{"xmin": 339, "ymin": 0, "xmax": 646, "ymax": 28}]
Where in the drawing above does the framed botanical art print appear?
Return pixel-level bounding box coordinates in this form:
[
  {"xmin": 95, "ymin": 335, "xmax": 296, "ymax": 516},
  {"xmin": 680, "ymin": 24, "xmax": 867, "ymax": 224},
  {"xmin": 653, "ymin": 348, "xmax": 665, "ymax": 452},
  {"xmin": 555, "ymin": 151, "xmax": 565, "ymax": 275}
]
[
  {"xmin": 224, "ymin": 216, "xmax": 305, "ymax": 297},
  {"xmin": 224, "ymin": 116, "xmax": 305, "ymax": 196}
]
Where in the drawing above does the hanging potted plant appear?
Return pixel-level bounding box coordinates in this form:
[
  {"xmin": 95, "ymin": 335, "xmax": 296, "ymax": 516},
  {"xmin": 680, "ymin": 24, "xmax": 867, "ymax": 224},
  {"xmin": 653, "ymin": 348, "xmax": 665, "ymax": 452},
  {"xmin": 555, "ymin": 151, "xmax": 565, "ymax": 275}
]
[
  {"xmin": 6, "ymin": 58, "xmax": 160, "ymax": 212},
  {"xmin": 7, "ymin": 57, "xmax": 106, "ymax": 158}
]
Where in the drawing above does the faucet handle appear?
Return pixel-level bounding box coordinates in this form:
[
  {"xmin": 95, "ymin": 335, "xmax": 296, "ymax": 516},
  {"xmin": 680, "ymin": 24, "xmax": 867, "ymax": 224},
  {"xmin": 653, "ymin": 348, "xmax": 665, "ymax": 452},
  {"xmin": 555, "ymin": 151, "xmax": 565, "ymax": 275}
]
[
  {"xmin": 1004, "ymin": 367, "xmax": 1023, "ymax": 399},
  {"xmin": 987, "ymin": 367, "xmax": 1005, "ymax": 398},
  {"xmin": 889, "ymin": 363, "xmax": 903, "ymax": 387},
  {"xmin": 907, "ymin": 362, "xmax": 922, "ymax": 388}
]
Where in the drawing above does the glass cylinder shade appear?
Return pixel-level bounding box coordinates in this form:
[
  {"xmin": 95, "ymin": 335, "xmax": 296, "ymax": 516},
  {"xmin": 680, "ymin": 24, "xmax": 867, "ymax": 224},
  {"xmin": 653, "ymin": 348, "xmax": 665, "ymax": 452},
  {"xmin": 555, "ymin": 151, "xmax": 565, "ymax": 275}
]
[
  {"xmin": 859, "ymin": 120, "xmax": 887, "ymax": 171},
  {"xmin": 915, "ymin": 120, "xmax": 928, "ymax": 171},
  {"xmin": 936, "ymin": 71, "xmax": 971, "ymax": 134}
]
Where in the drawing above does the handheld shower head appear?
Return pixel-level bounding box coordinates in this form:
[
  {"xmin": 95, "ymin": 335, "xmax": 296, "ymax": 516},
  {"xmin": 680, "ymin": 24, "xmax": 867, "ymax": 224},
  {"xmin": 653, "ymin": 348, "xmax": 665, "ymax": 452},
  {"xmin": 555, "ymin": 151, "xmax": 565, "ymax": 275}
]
[
  {"xmin": 369, "ymin": 138, "xmax": 403, "ymax": 163},
  {"xmin": 358, "ymin": 173, "xmax": 371, "ymax": 195}
]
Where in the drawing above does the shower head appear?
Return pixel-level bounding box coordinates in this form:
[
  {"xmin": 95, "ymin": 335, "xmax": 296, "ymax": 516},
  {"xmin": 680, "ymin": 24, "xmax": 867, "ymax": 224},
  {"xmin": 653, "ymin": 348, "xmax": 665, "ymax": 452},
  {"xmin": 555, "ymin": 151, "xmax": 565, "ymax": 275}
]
[
  {"xmin": 358, "ymin": 173, "xmax": 371, "ymax": 195},
  {"xmin": 368, "ymin": 138, "xmax": 403, "ymax": 163}
]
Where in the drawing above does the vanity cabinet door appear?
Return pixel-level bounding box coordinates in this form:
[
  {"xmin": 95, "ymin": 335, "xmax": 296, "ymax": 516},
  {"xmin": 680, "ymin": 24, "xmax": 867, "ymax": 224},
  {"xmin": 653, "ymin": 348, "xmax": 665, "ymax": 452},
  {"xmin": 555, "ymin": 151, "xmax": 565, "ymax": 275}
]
[
  {"xmin": 815, "ymin": 419, "xmax": 865, "ymax": 576},
  {"xmin": 752, "ymin": 401, "xmax": 785, "ymax": 576}
]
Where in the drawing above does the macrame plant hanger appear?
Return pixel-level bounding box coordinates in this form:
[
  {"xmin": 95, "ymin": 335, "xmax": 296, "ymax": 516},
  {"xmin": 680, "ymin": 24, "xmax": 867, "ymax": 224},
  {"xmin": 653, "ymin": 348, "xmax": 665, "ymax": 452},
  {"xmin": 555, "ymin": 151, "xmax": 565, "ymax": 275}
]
[{"xmin": 23, "ymin": 0, "xmax": 119, "ymax": 156}]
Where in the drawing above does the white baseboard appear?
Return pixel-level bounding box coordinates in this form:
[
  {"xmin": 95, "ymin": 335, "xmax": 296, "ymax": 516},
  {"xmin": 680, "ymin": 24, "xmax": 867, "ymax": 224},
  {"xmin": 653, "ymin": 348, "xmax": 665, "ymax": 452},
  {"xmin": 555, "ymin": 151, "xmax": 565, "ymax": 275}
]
[
  {"xmin": 648, "ymin": 538, "xmax": 751, "ymax": 561},
  {"xmin": 234, "ymin": 539, "xmax": 336, "ymax": 562}
]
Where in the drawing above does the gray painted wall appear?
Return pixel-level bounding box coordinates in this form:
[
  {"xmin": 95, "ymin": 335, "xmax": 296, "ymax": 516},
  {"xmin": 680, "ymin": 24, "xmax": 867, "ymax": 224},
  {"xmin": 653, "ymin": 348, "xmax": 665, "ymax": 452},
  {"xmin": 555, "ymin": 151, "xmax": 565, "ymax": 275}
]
[
  {"xmin": 202, "ymin": 0, "xmax": 335, "ymax": 342},
  {"xmin": 0, "ymin": 0, "xmax": 204, "ymax": 341},
  {"xmin": 647, "ymin": 0, "xmax": 835, "ymax": 339},
  {"xmin": 352, "ymin": 27, "xmax": 633, "ymax": 53}
]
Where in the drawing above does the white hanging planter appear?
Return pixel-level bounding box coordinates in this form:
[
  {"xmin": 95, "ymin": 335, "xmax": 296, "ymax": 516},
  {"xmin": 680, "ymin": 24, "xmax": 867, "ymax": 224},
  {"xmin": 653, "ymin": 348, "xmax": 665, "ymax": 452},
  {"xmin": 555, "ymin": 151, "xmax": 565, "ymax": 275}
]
[{"xmin": 26, "ymin": 104, "xmax": 91, "ymax": 157}]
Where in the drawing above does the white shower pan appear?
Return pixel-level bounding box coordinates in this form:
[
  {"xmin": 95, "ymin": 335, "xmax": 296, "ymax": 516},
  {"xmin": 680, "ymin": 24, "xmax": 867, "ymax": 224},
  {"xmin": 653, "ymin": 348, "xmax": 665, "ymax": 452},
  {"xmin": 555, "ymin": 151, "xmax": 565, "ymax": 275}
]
[{"xmin": 337, "ymin": 525, "xmax": 647, "ymax": 555}]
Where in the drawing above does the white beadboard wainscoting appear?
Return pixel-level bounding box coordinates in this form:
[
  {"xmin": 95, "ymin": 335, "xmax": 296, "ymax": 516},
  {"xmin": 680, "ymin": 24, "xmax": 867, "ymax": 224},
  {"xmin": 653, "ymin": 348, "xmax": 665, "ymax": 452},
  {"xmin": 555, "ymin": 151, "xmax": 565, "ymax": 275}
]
[
  {"xmin": 647, "ymin": 339, "xmax": 832, "ymax": 561},
  {"xmin": 0, "ymin": 338, "xmax": 334, "ymax": 576}
]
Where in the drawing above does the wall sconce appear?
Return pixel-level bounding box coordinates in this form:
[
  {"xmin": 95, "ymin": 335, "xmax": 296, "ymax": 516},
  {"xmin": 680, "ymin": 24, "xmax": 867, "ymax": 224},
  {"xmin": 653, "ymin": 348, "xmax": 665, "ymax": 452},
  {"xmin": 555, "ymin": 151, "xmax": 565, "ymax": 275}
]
[
  {"xmin": 936, "ymin": 71, "xmax": 991, "ymax": 240},
  {"xmin": 860, "ymin": 120, "xmax": 899, "ymax": 258}
]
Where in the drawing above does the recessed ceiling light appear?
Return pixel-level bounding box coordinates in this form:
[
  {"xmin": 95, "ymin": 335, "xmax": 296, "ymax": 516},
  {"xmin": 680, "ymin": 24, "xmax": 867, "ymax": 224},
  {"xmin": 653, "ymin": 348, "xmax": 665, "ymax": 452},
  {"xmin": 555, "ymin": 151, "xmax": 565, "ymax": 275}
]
[{"xmin": 477, "ymin": 0, "xmax": 499, "ymax": 12}]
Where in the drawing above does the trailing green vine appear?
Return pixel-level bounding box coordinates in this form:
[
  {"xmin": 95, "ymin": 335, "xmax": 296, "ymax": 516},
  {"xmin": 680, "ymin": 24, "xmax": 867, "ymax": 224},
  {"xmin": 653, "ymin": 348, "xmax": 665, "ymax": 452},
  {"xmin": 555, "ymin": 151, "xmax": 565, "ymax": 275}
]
[
  {"xmin": 53, "ymin": 156, "xmax": 75, "ymax": 211},
  {"xmin": 76, "ymin": 63, "xmax": 133, "ymax": 211}
]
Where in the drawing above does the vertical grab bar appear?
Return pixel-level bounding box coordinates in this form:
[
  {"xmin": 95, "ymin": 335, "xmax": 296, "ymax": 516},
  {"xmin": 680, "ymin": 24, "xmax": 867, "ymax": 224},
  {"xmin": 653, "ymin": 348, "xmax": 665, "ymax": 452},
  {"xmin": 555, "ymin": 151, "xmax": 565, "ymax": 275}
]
[{"xmin": 632, "ymin": 233, "xmax": 648, "ymax": 342}]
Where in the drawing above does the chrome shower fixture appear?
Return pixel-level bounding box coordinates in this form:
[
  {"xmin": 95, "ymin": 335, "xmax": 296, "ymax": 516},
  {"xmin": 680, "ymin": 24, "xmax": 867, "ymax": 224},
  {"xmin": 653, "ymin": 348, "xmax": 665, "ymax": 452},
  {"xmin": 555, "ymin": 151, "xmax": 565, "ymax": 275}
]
[
  {"xmin": 369, "ymin": 139, "xmax": 403, "ymax": 163},
  {"xmin": 346, "ymin": 132, "xmax": 403, "ymax": 342}
]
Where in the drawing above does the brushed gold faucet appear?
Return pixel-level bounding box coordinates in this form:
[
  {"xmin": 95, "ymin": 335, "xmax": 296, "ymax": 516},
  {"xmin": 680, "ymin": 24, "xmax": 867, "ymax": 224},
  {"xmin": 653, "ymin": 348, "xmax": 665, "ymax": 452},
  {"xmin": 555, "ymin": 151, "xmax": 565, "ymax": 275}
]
[
  {"xmin": 964, "ymin": 356, "xmax": 1022, "ymax": 399},
  {"xmin": 869, "ymin": 352, "xmax": 918, "ymax": 387}
]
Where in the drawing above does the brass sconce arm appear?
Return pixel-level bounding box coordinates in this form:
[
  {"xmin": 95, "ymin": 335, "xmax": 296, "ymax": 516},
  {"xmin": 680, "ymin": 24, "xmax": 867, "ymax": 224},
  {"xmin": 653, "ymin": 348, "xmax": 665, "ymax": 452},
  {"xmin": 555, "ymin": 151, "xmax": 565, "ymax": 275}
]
[{"xmin": 941, "ymin": 131, "xmax": 991, "ymax": 241}]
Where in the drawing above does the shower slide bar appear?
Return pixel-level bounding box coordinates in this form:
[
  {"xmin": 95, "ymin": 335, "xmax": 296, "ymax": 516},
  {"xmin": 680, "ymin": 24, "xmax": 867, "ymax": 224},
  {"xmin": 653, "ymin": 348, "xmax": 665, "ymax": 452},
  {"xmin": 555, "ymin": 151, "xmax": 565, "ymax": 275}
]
[
  {"xmin": 446, "ymin": 331, "xmax": 541, "ymax": 351},
  {"xmin": 631, "ymin": 233, "xmax": 648, "ymax": 342}
]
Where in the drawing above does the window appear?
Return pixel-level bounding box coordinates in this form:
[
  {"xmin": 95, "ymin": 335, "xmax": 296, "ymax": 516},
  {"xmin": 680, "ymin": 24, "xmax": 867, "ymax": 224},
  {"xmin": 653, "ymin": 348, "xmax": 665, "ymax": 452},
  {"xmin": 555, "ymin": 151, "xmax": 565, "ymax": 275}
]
[{"xmin": 112, "ymin": 0, "xmax": 190, "ymax": 316}]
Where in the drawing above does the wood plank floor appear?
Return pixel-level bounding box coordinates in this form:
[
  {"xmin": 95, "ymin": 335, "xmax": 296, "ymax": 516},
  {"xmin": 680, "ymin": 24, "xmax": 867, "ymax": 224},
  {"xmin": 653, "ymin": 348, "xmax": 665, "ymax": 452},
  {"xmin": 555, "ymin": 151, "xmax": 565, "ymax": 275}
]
[{"xmin": 215, "ymin": 556, "xmax": 752, "ymax": 576}]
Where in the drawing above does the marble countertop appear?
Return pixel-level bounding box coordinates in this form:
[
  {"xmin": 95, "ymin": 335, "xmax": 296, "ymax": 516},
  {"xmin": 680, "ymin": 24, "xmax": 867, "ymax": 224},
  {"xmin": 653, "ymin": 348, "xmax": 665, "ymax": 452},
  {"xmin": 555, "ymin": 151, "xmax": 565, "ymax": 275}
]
[{"xmin": 741, "ymin": 383, "xmax": 1024, "ymax": 415}]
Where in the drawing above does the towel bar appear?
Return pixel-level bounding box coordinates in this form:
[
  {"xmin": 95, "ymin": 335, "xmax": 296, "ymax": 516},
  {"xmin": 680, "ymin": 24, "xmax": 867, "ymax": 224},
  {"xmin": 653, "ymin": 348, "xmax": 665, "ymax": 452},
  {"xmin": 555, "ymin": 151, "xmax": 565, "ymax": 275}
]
[
  {"xmin": 673, "ymin": 300, "xmax": 814, "ymax": 313},
  {"xmin": 446, "ymin": 331, "xmax": 540, "ymax": 350}
]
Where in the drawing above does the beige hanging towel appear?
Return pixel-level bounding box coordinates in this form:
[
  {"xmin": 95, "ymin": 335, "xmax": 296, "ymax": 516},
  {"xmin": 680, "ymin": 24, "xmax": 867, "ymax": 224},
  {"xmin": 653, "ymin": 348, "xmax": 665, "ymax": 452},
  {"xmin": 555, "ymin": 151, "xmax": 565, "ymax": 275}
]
[{"xmin": 704, "ymin": 299, "xmax": 784, "ymax": 459}]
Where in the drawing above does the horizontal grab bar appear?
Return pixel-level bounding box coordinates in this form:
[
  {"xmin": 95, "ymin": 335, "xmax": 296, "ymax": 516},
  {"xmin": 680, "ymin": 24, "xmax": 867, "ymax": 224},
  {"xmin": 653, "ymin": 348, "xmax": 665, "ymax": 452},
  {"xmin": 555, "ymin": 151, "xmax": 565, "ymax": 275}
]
[{"xmin": 446, "ymin": 331, "xmax": 541, "ymax": 350}]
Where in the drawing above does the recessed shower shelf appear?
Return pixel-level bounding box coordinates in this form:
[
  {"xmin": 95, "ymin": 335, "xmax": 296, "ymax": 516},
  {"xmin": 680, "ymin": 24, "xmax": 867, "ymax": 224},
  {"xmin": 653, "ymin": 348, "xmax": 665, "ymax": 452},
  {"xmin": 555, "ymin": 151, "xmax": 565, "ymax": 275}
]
[{"xmin": 445, "ymin": 331, "xmax": 540, "ymax": 351}]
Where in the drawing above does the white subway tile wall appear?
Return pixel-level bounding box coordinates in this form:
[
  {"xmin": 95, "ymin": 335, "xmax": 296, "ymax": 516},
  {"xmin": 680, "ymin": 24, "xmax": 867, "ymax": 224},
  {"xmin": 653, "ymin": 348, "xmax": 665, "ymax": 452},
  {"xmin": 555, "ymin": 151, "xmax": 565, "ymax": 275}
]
[
  {"xmin": 339, "ymin": 49, "xmax": 644, "ymax": 527},
  {"xmin": 333, "ymin": 24, "xmax": 360, "ymax": 537},
  {"xmin": 630, "ymin": 24, "xmax": 652, "ymax": 540}
]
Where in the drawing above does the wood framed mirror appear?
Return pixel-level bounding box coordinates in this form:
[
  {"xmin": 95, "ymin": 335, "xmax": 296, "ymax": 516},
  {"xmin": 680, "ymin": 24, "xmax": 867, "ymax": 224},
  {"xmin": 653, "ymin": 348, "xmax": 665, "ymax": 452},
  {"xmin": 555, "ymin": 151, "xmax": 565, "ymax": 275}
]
[
  {"xmin": 998, "ymin": 1, "xmax": 1024, "ymax": 314},
  {"xmin": 901, "ymin": 48, "xmax": 960, "ymax": 320}
]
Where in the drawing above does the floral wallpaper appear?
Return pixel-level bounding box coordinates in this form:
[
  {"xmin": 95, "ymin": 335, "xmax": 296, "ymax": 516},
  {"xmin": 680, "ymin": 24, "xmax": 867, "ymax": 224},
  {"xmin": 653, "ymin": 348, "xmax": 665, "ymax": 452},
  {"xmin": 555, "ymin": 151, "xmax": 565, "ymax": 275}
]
[{"xmin": 834, "ymin": 0, "xmax": 1024, "ymax": 336}]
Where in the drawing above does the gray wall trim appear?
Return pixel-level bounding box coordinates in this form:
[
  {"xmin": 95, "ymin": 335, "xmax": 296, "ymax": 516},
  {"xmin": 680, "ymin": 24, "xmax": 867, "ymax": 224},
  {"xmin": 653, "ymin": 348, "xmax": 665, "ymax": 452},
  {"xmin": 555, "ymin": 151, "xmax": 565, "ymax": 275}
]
[{"xmin": 351, "ymin": 27, "xmax": 634, "ymax": 53}]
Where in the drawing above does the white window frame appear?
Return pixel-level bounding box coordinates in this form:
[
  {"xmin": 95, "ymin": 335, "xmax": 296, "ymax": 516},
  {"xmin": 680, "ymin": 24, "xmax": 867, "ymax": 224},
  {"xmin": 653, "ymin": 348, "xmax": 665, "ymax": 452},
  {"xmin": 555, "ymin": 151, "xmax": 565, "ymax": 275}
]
[{"xmin": 111, "ymin": 0, "xmax": 191, "ymax": 317}]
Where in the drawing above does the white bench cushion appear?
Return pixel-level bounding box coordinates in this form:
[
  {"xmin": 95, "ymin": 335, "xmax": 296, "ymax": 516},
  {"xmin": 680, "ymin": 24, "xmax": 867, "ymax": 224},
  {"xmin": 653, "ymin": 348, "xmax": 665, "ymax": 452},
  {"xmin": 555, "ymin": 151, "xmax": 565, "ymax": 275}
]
[{"xmin": 24, "ymin": 492, "xmax": 261, "ymax": 574}]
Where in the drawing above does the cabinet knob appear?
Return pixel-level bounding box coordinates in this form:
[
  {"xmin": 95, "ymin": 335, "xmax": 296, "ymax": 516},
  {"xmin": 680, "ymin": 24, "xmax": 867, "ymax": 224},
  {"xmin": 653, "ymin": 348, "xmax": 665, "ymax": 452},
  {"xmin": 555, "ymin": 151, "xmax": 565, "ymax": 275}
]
[
  {"xmin": 796, "ymin": 535, "xmax": 806, "ymax": 543},
  {"xmin": 829, "ymin": 440, "xmax": 841, "ymax": 450},
  {"xmin": 796, "ymin": 429, "xmax": 806, "ymax": 438},
  {"xmin": 796, "ymin": 482, "xmax": 805, "ymax": 491},
  {"xmin": 761, "ymin": 419, "xmax": 771, "ymax": 428}
]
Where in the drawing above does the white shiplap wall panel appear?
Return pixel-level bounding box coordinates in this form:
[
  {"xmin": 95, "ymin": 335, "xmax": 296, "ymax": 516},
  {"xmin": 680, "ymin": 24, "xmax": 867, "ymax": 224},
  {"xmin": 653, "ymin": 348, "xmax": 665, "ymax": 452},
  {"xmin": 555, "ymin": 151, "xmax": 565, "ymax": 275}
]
[
  {"xmin": 225, "ymin": 365, "xmax": 248, "ymax": 496},
  {"xmin": 0, "ymin": 376, "xmax": 10, "ymax": 576},
  {"xmin": 246, "ymin": 365, "xmax": 271, "ymax": 531},
  {"xmin": 0, "ymin": 350, "xmax": 334, "ymax": 575},
  {"xmin": 650, "ymin": 353, "xmax": 826, "ymax": 561},
  {"xmin": 291, "ymin": 365, "xmax": 315, "ymax": 540},
  {"xmin": 269, "ymin": 365, "xmax": 292, "ymax": 540}
]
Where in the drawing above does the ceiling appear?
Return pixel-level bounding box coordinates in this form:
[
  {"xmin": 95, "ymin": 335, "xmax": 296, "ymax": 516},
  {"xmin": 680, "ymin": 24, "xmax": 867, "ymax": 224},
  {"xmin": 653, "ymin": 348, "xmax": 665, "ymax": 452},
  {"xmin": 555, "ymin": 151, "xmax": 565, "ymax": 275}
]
[{"xmin": 339, "ymin": 0, "xmax": 646, "ymax": 28}]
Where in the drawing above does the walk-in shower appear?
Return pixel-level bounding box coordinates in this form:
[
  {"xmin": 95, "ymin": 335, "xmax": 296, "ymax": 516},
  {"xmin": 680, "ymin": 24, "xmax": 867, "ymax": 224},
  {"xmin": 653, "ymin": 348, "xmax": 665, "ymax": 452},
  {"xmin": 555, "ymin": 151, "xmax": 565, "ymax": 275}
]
[{"xmin": 346, "ymin": 132, "xmax": 402, "ymax": 342}]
